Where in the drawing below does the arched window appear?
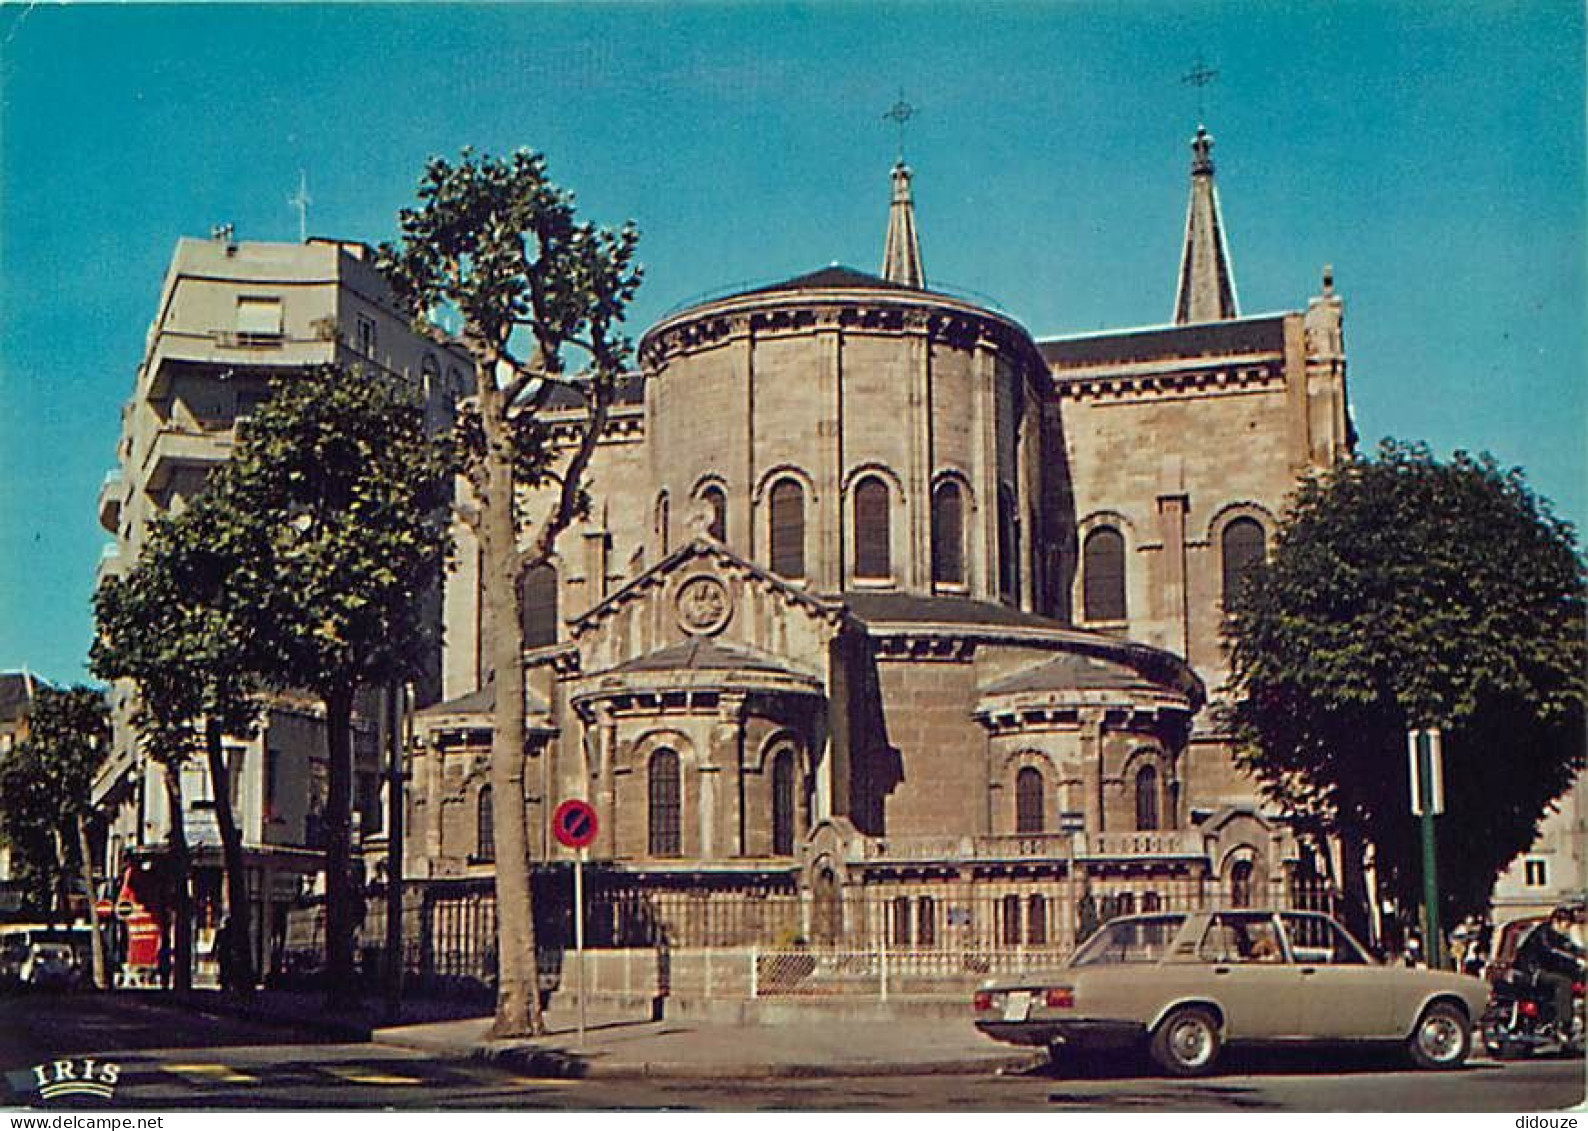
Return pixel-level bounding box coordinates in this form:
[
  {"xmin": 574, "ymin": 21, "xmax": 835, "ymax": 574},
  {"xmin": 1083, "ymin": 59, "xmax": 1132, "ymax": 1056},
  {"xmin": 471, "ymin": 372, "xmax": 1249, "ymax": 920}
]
[
  {"xmin": 769, "ymin": 479, "xmax": 805, "ymax": 580},
  {"xmin": 1230, "ymin": 860, "xmax": 1255, "ymax": 908},
  {"xmin": 997, "ymin": 486, "xmax": 1019, "ymax": 601},
  {"xmin": 1221, "ymin": 517, "xmax": 1266, "ymax": 606},
  {"xmin": 519, "ymin": 562, "xmax": 558, "ymax": 648},
  {"xmin": 656, "ymin": 493, "xmax": 671, "ymax": 556},
  {"xmin": 476, "ymin": 786, "xmax": 494, "ymax": 863},
  {"xmin": 1135, "ymin": 764, "xmax": 1160, "ymax": 831},
  {"xmin": 701, "ymin": 485, "xmax": 727, "ymax": 543},
  {"xmin": 772, "ymin": 749, "xmax": 796, "ymax": 855},
  {"xmin": 931, "ymin": 480, "xmax": 965, "ymax": 585},
  {"xmin": 1015, "ymin": 767, "xmax": 1045, "ymax": 834},
  {"xmin": 853, "ymin": 477, "xmax": 891, "ymax": 580},
  {"xmin": 648, "ymin": 749, "xmax": 681, "ymax": 857},
  {"xmin": 1082, "ymin": 526, "xmax": 1126, "ymax": 621}
]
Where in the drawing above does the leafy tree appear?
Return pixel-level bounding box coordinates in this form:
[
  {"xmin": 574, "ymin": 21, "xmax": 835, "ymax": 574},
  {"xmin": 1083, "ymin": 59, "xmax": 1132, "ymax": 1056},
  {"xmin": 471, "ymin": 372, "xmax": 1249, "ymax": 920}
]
[
  {"xmin": 1223, "ymin": 441, "xmax": 1586, "ymax": 934},
  {"xmin": 0, "ymin": 686, "xmax": 111, "ymax": 986},
  {"xmin": 204, "ymin": 363, "xmax": 453, "ymax": 1007},
  {"xmin": 94, "ymin": 501, "xmax": 264, "ymax": 996},
  {"xmin": 378, "ymin": 149, "xmax": 641, "ymax": 1036}
]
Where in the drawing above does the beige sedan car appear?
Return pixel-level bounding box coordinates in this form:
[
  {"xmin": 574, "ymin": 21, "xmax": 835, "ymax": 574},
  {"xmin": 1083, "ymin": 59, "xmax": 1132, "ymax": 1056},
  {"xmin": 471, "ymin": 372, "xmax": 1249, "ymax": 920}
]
[{"xmin": 973, "ymin": 910, "xmax": 1489, "ymax": 1075}]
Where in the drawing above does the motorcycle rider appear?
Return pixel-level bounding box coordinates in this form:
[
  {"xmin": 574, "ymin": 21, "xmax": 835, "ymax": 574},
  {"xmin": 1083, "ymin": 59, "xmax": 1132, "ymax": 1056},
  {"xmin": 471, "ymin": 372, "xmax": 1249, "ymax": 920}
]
[{"xmin": 1514, "ymin": 906, "xmax": 1586, "ymax": 1040}]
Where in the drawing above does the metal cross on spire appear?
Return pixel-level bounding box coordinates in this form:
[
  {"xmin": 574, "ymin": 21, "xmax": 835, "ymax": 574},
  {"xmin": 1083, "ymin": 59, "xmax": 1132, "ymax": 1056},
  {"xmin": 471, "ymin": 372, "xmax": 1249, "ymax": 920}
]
[
  {"xmin": 288, "ymin": 170, "xmax": 312, "ymax": 244},
  {"xmin": 883, "ymin": 90, "xmax": 918, "ymax": 165},
  {"xmin": 1180, "ymin": 56, "xmax": 1219, "ymax": 122}
]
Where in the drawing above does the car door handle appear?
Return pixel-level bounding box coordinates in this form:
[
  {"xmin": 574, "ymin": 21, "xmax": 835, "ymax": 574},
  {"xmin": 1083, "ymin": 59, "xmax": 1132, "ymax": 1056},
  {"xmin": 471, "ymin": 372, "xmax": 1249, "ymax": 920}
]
[
  {"xmin": 1300, "ymin": 967, "xmax": 1318, "ymax": 976},
  {"xmin": 1214, "ymin": 966, "xmax": 1232, "ymax": 975}
]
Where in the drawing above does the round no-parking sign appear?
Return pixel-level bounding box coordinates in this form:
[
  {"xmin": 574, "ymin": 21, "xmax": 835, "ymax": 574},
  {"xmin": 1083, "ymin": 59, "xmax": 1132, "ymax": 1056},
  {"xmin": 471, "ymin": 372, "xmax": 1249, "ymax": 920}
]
[{"xmin": 551, "ymin": 799, "xmax": 598, "ymax": 850}]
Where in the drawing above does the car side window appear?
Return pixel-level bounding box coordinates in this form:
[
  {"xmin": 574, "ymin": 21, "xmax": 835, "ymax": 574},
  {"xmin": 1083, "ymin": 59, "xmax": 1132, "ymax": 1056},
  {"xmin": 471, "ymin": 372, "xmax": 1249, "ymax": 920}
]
[
  {"xmin": 1281, "ymin": 913, "xmax": 1368, "ymax": 965},
  {"xmin": 1198, "ymin": 914, "xmax": 1287, "ymax": 963}
]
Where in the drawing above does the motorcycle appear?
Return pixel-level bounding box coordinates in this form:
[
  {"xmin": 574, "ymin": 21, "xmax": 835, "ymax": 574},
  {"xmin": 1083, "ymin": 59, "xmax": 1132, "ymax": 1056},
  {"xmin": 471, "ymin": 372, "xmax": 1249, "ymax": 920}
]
[{"xmin": 1481, "ymin": 965, "xmax": 1586, "ymax": 1060}]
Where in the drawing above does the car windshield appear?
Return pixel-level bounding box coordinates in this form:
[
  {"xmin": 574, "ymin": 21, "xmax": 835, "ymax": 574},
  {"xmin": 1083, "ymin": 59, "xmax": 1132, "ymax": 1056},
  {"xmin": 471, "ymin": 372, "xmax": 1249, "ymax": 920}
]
[{"xmin": 1069, "ymin": 915, "xmax": 1185, "ymax": 966}]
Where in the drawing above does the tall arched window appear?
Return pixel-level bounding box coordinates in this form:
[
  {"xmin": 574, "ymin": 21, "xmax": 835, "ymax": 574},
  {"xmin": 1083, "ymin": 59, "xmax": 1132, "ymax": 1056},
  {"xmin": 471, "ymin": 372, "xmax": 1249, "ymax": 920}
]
[
  {"xmin": 476, "ymin": 786, "xmax": 494, "ymax": 863},
  {"xmin": 853, "ymin": 477, "xmax": 891, "ymax": 580},
  {"xmin": 769, "ymin": 479, "xmax": 805, "ymax": 580},
  {"xmin": 656, "ymin": 493, "xmax": 671, "ymax": 556},
  {"xmin": 1135, "ymin": 764, "xmax": 1160, "ymax": 831},
  {"xmin": 1221, "ymin": 517, "xmax": 1266, "ymax": 606},
  {"xmin": 931, "ymin": 480, "xmax": 965, "ymax": 585},
  {"xmin": 1082, "ymin": 526, "xmax": 1126, "ymax": 621},
  {"xmin": 1015, "ymin": 767, "xmax": 1045, "ymax": 834},
  {"xmin": 771, "ymin": 749, "xmax": 796, "ymax": 855},
  {"xmin": 1230, "ymin": 860, "xmax": 1255, "ymax": 908},
  {"xmin": 997, "ymin": 485, "xmax": 1019, "ymax": 601},
  {"xmin": 701, "ymin": 484, "xmax": 727, "ymax": 543},
  {"xmin": 648, "ymin": 748, "xmax": 681, "ymax": 857},
  {"xmin": 519, "ymin": 563, "xmax": 559, "ymax": 648}
]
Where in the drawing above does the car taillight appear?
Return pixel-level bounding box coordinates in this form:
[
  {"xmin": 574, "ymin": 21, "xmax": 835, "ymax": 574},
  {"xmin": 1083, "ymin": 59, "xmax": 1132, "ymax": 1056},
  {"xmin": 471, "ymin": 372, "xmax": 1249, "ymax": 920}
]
[
  {"xmin": 1521, "ymin": 1000, "xmax": 1540, "ymax": 1018},
  {"xmin": 1573, "ymin": 982, "xmax": 1585, "ymax": 998},
  {"xmin": 1045, "ymin": 986, "xmax": 1075, "ymax": 1009},
  {"xmin": 973, "ymin": 991, "xmax": 994, "ymax": 1012}
]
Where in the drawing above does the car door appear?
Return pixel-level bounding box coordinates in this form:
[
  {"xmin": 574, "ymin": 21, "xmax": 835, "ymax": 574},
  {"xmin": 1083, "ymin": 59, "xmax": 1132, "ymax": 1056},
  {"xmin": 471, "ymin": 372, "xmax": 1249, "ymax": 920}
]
[
  {"xmin": 1193, "ymin": 913, "xmax": 1303, "ymax": 1039},
  {"xmin": 1280, "ymin": 913, "xmax": 1399, "ymax": 1038}
]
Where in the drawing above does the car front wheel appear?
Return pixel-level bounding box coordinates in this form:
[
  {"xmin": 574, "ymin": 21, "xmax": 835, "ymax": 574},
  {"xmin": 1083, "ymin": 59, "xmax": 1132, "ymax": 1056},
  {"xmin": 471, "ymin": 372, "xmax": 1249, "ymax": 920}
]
[
  {"xmin": 1150, "ymin": 1006, "xmax": 1222, "ymax": 1076},
  {"xmin": 1407, "ymin": 1002, "xmax": 1471, "ymax": 1070}
]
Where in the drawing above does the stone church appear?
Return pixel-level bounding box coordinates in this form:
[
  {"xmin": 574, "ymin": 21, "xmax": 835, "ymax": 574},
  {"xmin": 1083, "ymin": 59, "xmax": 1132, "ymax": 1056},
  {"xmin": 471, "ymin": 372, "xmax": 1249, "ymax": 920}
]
[{"xmin": 406, "ymin": 125, "xmax": 1354, "ymax": 953}]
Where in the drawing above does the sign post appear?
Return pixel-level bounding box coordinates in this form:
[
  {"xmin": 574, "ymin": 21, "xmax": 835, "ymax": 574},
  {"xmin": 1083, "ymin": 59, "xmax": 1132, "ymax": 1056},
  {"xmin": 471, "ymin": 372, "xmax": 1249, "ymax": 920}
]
[
  {"xmin": 551, "ymin": 799, "xmax": 599, "ymax": 1049},
  {"xmin": 1407, "ymin": 727, "xmax": 1445, "ymax": 967}
]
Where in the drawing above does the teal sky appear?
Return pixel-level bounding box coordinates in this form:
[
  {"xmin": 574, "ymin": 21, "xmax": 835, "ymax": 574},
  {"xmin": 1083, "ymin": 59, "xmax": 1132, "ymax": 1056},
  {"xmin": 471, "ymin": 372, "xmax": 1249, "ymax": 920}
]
[{"xmin": 2, "ymin": 2, "xmax": 1583, "ymax": 685}]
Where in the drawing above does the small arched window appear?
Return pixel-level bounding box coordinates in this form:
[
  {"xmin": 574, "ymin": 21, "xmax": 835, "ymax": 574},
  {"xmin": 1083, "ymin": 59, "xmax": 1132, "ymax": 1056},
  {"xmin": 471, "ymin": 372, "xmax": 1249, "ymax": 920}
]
[
  {"xmin": 769, "ymin": 479, "xmax": 805, "ymax": 580},
  {"xmin": 476, "ymin": 785, "xmax": 494, "ymax": 863},
  {"xmin": 519, "ymin": 563, "xmax": 558, "ymax": 648},
  {"xmin": 1135, "ymin": 764, "xmax": 1160, "ymax": 832},
  {"xmin": 1082, "ymin": 526, "xmax": 1126, "ymax": 621},
  {"xmin": 701, "ymin": 484, "xmax": 727, "ymax": 543},
  {"xmin": 853, "ymin": 477, "xmax": 891, "ymax": 580},
  {"xmin": 997, "ymin": 486, "xmax": 1019, "ymax": 601},
  {"xmin": 1015, "ymin": 767, "xmax": 1045, "ymax": 834},
  {"xmin": 1230, "ymin": 860, "xmax": 1255, "ymax": 908},
  {"xmin": 648, "ymin": 748, "xmax": 681, "ymax": 857},
  {"xmin": 931, "ymin": 480, "xmax": 965, "ymax": 585},
  {"xmin": 771, "ymin": 749, "xmax": 796, "ymax": 855},
  {"xmin": 1221, "ymin": 517, "xmax": 1266, "ymax": 606},
  {"xmin": 656, "ymin": 493, "xmax": 671, "ymax": 556}
]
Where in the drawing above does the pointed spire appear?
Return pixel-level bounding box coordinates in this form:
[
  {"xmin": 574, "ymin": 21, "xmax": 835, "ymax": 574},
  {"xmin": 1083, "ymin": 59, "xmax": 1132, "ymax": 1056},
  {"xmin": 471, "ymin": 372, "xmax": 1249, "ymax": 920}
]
[
  {"xmin": 882, "ymin": 160, "xmax": 925, "ymax": 289},
  {"xmin": 1173, "ymin": 125, "xmax": 1239, "ymax": 324}
]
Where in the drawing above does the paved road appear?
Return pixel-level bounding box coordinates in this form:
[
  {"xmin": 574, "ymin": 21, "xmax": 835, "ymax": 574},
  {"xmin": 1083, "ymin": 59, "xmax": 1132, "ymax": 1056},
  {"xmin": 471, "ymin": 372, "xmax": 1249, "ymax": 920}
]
[{"xmin": 2, "ymin": 992, "xmax": 1583, "ymax": 1112}]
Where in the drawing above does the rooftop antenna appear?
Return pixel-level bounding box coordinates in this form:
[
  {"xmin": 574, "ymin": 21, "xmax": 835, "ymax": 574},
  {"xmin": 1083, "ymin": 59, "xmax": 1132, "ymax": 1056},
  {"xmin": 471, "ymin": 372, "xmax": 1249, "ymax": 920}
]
[
  {"xmin": 883, "ymin": 89, "xmax": 918, "ymax": 165},
  {"xmin": 1180, "ymin": 56, "xmax": 1219, "ymax": 123},
  {"xmin": 288, "ymin": 170, "xmax": 312, "ymax": 243}
]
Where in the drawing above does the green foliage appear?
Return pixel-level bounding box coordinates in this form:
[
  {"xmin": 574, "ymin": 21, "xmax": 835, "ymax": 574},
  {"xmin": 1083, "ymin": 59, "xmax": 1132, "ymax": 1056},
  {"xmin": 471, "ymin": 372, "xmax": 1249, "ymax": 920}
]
[
  {"xmin": 1223, "ymin": 440, "xmax": 1587, "ymax": 921},
  {"xmin": 0, "ymin": 686, "xmax": 109, "ymax": 911}
]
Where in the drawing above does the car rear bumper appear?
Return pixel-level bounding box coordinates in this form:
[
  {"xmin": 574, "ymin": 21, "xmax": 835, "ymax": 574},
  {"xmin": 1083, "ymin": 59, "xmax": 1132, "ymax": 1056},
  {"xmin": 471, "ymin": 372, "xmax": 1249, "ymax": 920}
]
[{"xmin": 975, "ymin": 1018, "xmax": 1144, "ymax": 1049}]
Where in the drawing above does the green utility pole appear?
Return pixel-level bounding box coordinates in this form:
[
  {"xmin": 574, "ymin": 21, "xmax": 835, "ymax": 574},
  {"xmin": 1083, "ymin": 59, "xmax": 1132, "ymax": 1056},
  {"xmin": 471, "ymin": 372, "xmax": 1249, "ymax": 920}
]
[{"xmin": 1411, "ymin": 728, "xmax": 1445, "ymax": 968}]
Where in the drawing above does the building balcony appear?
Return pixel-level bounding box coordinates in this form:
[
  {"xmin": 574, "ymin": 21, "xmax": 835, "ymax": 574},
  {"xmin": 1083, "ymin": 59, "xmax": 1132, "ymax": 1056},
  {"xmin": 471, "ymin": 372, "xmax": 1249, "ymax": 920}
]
[
  {"xmin": 140, "ymin": 425, "xmax": 231, "ymax": 500},
  {"xmin": 97, "ymin": 468, "xmax": 125, "ymax": 534},
  {"xmin": 142, "ymin": 329, "xmax": 339, "ymax": 399},
  {"xmin": 858, "ymin": 828, "xmax": 1207, "ymax": 866}
]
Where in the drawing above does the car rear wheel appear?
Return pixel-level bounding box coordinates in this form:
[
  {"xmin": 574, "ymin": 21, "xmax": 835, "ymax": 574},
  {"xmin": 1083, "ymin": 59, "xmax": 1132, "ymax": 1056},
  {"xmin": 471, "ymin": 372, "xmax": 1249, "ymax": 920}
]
[
  {"xmin": 1150, "ymin": 1006, "xmax": 1222, "ymax": 1076},
  {"xmin": 1407, "ymin": 1002, "xmax": 1470, "ymax": 1070}
]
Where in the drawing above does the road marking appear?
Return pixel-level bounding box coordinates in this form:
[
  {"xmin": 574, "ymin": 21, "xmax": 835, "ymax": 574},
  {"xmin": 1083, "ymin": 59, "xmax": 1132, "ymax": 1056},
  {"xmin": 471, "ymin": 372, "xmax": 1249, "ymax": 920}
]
[
  {"xmin": 163, "ymin": 1063, "xmax": 258, "ymax": 1084},
  {"xmin": 321, "ymin": 1065, "xmax": 425, "ymax": 1086}
]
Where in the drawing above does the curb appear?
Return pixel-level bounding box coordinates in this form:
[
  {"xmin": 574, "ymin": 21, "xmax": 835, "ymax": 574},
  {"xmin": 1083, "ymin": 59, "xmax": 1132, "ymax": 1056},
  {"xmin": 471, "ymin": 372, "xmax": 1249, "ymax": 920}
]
[{"xmin": 474, "ymin": 1042, "xmax": 1048, "ymax": 1081}]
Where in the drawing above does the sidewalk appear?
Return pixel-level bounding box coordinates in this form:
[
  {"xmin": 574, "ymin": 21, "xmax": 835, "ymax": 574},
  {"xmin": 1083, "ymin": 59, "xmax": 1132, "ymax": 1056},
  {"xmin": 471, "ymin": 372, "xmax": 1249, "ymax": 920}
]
[
  {"xmin": 375, "ymin": 1003, "xmax": 1049, "ymax": 1080},
  {"xmin": 139, "ymin": 988, "xmax": 1047, "ymax": 1079}
]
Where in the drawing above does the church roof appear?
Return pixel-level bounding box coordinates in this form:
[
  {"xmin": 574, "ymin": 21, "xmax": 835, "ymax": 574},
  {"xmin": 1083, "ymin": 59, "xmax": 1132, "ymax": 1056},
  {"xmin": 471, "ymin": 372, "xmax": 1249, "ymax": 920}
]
[
  {"xmin": 736, "ymin": 264, "xmax": 917, "ymax": 298},
  {"xmin": 414, "ymin": 680, "xmax": 549, "ymax": 718},
  {"xmin": 1038, "ymin": 313, "xmax": 1286, "ymax": 373},
  {"xmin": 843, "ymin": 591, "xmax": 1063, "ymax": 631},
  {"xmin": 1173, "ymin": 125, "xmax": 1240, "ymax": 324},
  {"xmin": 981, "ymin": 651, "xmax": 1168, "ymax": 697},
  {"xmin": 610, "ymin": 638, "xmax": 804, "ymax": 677}
]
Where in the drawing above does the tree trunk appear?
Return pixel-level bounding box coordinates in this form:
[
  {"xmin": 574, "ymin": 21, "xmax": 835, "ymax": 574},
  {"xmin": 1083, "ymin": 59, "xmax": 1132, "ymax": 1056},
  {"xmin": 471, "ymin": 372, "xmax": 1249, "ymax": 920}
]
[
  {"xmin": 205, "ymin": 719, "xmax": 256, "ymax": 997},
  {"xmin": 161, "ymin": 762, "xmax": 194, "ymax": 994},
  {"xmin": 481, "ymin": 432, "xmax": 544, "ymax": 1038},
  {"xmin": 75, "ymin": 815, "xmax": 107, "ymax": 990},
  {"xmin": 322, "ymin": 686, "xmax": 358, "ymax": 1009}
]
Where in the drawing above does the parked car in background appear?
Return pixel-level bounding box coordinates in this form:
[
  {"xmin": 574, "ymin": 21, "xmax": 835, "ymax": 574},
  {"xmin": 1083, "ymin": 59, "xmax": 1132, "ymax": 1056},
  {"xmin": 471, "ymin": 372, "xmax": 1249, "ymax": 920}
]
[
  {"xmin": 19, "ymin": 942, "xmax": 78, "ymax": 990},
  {"xmin": 973, "ymin": 910, "xmax": 1489, "ymax": 1076}
]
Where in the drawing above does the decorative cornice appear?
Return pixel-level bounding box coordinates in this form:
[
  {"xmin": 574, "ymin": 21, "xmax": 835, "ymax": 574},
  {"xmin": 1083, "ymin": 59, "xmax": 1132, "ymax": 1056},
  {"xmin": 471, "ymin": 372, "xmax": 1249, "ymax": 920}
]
[{"xmin": 1051, "ymin": 359, "xmax": 1282, "ymax": 403}]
